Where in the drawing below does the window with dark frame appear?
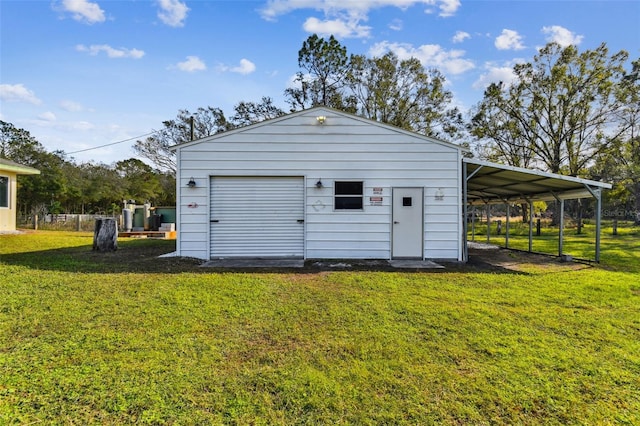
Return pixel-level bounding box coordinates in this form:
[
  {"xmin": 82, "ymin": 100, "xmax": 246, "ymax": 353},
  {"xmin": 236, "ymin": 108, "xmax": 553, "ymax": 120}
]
[
  {"xmin": 335, "ymin": 181, "xmax": 363, "ymax": 210},
  {"xmin": 0, "ymin": 176, "xmax": 9, "ymax": 208}
]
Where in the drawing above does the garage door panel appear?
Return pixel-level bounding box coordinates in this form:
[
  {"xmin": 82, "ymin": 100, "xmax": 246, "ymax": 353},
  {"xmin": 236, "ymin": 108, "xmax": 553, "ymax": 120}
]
[{"xmin": 210, "ymin": 176, "xmax": 304, "ymax": 258}]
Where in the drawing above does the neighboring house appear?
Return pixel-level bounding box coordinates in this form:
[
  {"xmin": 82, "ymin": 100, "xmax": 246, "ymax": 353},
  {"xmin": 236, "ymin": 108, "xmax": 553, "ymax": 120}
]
[
  {"xmin": 0, "ymin": 158, "xmax": 40, "ymax": 232},
  {"xmin": 172, "ymin": 107, "xmax": 466, "ymax": 261},
  {"xmin": 171, "ymin": 106, "xmax": 611, "ymax": 262}
]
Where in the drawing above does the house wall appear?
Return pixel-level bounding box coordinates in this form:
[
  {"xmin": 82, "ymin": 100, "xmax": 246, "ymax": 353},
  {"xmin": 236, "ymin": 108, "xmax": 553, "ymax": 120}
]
[
  {"xmin": 175, "ymin": 109, "xmax": 463, "ymax": 260},
  {"xmin": 0, "ymin": 170, "xmax": 18, "ymax": 231}
]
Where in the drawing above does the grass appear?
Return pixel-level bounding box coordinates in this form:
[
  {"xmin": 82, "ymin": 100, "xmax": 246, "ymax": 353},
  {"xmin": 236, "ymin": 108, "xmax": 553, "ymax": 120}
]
[
  {"xmin": 1, "ymin": 230, "xmax": 639, "ymax": 424},
  {"xmin": 470, "ymin": 220, "xmax": 640, "ymax": 270}
]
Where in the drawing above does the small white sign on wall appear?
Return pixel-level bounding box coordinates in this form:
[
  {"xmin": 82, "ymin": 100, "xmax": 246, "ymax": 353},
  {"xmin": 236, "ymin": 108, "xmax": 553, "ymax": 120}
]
[{"xmin": 370, "ymin": 196, "xmax": 383, "ymax": 206}]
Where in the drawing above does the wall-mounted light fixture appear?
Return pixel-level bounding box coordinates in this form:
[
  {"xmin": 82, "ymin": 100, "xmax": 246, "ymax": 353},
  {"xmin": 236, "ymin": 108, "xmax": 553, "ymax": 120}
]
[
  {"xmin": 315, "ymin": 179, "xmax": 323, "ymax": 188},
  {"xmin": 187, "ymin": 177, "xmax": 196, "ymax": 188},
  {"xmin": 316, "ymin": 115, "xmax": 326, "ymax": 125}
]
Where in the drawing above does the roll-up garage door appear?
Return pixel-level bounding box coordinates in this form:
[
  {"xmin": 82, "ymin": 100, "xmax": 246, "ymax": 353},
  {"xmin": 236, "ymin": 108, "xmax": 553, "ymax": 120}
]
[{"xmin": 210, "ymin": 176, "xmax": 304, "ymax": 258}]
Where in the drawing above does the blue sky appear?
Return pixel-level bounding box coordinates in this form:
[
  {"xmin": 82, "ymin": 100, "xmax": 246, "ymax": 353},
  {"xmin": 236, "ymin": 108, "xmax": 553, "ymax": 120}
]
[{"xmin": 1, "ymin": 0, "xmax": 639, "ymax": 165}]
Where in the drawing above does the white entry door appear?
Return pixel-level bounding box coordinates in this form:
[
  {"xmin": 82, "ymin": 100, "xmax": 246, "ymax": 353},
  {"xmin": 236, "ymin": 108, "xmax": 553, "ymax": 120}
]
[{"xmin": 392, "ymin": 187, "xmax": 424, "ymax": 258}]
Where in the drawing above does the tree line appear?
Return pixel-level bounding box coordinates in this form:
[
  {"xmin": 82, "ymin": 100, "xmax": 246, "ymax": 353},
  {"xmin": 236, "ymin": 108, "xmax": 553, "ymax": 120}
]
[
  {"xmin": 1, "ymin": 121, "xmax": 175, "ymax": 217},
  {"xmin": 2, "ymin": 35, "xmax": 638, "ymax": 221}
]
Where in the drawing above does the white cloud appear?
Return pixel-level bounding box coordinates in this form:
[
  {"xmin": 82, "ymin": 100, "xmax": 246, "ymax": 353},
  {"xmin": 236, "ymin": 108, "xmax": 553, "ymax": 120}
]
[
  {"xmin": 232, "ymin": 59, "xmax": 256, "ymax": 75},
  {"xmin": 437, "ymin": 0, "xmax": 460, "ymax": 17},
  {"xmin": 259, "ymin": 1, "xmax": 461, "ymax": 25},
  {"xmin": 369, "ymin": 41, "xmax": 475, "ymax": 75},
  {"xmin": 157, "ymin": 0, "xmax": 189, "ymax": 27},
  {"xmin": 76, "ymin": 44, "xmax": 145, "ymax": 59},
  {"xmin": 495, "ymin": 29, "xmax": 525, "ymax": 50},
  {"xmin": 0, "ymin": 83, "xmax": 42, "ymax": 105},
  {"xmin": 452, "ymin": 30, "xmax": 470, "ymax": 43},
  {"xmin": 473, "ymin": 67, "xmax": 517, "ymax": 90},
  {"xmin": 472, "ymin": 59, "xmax": 525, "ymax": 90},
  {"xmin": 70, "ymin": 121, "xmax": 95, "ymax": 131},
  {"xmin": 59, "ymin": 0, "xmax": 105, "ymax": 24},
  {"xmin": 38, "ymin": 111, "xmax": 57, "ymax": 122},
  {"xmin": 60, "ymin": 100, "xmax": 84, "ymax": 112},
  {"xmin": 541, "ymin": 25, "xmax": 584, "ymax": 47},
  {"xmin": 389, "ymin": 18, "xmax": 403, "ymax": 31},
  {"xmin": 175, "ymin": 56, "xmax": 207, "ymax": 72},
  {"xmin": 218, "ymin": 59, "xmax": 256, "ymax": 75},
  {"xmin": 303, "ymin": 16, "xmax": 371, "ymax": 38}
]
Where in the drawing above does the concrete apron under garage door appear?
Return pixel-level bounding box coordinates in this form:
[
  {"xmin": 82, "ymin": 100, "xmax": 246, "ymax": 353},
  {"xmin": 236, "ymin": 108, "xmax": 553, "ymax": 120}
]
[{"xmin": 210, "ymin": 176, "xmax": 305, "ymax": 258}]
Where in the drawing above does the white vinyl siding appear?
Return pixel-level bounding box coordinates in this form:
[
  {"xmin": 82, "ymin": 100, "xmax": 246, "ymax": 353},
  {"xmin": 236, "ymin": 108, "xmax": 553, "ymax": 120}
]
[
  {"xmin": 210, "ymin": 176, "xmax": 304, "ymax": 258},
  {"xmin": 175, "ymin": 108, "xmax": 463, "ymax": 261}
]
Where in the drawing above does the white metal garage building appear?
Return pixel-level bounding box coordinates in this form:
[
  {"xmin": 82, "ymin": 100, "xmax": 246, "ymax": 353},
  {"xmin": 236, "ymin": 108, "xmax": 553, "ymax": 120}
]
[{"xmin": 171, "ymin": 107, "xmax": 610, "ymax": 263}]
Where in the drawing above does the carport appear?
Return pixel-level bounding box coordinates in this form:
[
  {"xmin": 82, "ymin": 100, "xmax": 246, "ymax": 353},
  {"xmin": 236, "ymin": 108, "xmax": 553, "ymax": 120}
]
[{"xmin": 462, "ymin": 158, "xmax": 612, "ymax": 262}]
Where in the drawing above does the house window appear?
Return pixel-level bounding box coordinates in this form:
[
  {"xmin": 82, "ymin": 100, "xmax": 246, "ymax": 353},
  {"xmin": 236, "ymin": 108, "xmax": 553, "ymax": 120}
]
[
  {"xmin": 335, "ymin": 181, "xmax": 363, "ymax": 210},
  {"xmin": 0, "ymin": 176, "xmax": 8, "ymax": 208}
]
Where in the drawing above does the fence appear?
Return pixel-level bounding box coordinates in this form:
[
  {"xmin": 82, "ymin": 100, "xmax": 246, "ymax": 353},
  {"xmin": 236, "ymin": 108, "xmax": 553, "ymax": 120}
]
[{"xmin": 17, "ymin": 214, "xmax": 120, "ymax": 232}]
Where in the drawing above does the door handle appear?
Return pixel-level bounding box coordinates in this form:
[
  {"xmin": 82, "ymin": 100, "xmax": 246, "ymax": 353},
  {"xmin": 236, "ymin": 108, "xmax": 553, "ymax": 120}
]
[
  {"xmin": 297, "ymin": 219, "xmax": 304, "ymax": 223},
  {"xmin": 210, "ymin": 219, "xmax": 219, "ymax": 223},
  {"xmin": 394, "ymin": 221, "xmax": 400, "ymax": 224}
]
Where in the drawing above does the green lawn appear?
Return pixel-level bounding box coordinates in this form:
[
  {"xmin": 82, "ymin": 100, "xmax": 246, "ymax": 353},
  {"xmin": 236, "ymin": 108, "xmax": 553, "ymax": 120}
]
[{"xmin": 1, "ymin": 230, "xmax": 639, "ymax": 424}]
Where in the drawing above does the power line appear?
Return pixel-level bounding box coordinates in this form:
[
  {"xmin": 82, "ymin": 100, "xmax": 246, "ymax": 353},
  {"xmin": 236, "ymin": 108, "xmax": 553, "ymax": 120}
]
[{"xmin": 66, "ymin": 131, "xmax": 158, "ymax": 155}]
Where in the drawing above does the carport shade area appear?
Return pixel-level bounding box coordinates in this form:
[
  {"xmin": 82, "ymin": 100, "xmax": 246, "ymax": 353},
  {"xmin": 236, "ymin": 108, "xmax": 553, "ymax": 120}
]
[{"xmin": 462, "ymin": 158, "xmax": 612, "ymax": 262}]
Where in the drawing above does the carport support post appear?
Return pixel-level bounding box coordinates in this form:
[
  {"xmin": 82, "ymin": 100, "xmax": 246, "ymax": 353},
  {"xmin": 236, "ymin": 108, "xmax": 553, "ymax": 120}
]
[
  {"xmin": 528, "ymin": 198, "xmax": 533, "ymax": 253},
  {"xmin": 583, "ymin": 187, "xmax": 603, "ymax": 263},
  {"xmin": 558, "ymin": 198, "xmax": 565, "ymax": 257},
  {"xmin": 505, "ymin": 203, "xmax": 510, "ymax": 249},
  {"xmin": 486, "ymin": 203, "xmax": 491, "ymax": 243},
  {"xmin": 471, "ymin": 206, "xmax": 476, "ymax": 242},
  {"xmin": 595, "ymin": 190, "xmax": 602, "ymax": 262}
]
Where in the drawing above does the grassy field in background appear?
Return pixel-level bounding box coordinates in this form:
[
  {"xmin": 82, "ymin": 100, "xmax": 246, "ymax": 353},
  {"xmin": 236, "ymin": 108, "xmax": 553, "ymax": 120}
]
[
  {"xmin": 1, "ymin": 229, "xmax": 639, "ymax": 424},
  {"xmin": 470, "ymin": 220, "xmax": 639, "ymax": 269}
]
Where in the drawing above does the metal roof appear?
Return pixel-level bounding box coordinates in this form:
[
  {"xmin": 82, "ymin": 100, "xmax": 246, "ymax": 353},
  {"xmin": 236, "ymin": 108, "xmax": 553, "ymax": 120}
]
[{"xmin": 464, "ymin": 158, "xmax": 612, "ymax": 205}]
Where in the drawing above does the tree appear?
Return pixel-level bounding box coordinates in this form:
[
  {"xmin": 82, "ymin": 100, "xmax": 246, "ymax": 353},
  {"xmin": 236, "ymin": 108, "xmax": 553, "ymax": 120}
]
[
  {"xmin": 134, "ymin": 107, "xmax": 230, "ymax": 173},
  {"xmin": 115, "ymin": 158, "xmax": 162, "ymax": 204},
  {"xmin": 76, "ymin": 162, "xmax": 125, "ymax": 214},
  {"xmin": 591, "ymin": 59, "xmax": 640, "ymax": 223},
  {"xmin": 230, "ymin": 97, "xmax": 286, "ymax": 127},
  {"xmin": 135, "ymin": 98, "xmax": 291, "ymax": 173},
  {"xmin": 1, "ymin": 121, "xmax": 44, "ymax": 163},
  {"xmin": 470, "ymin": 42, "xmax": 630, "ymax": 176},
  {"xmin": 285, "ymin": 34, "xmax": 350, "ymax": 110},
  {"xmin": 470, "ymin": 83, "xmax": 535, "ymax": 169},
  {"xmin": 347, "ymin": 52, "xmax": 463, "ymax": 139},
  {"xmin": 0, "ymin": 121, "xmax": 68, "ymax": 216}
]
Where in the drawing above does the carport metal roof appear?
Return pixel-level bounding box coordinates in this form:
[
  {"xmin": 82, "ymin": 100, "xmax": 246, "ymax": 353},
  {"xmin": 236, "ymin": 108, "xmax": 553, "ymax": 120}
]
[
  {"xmin": 464, "ymin": 158, "xmax": 611, "ymax": 205},
  {"xmin": 462, "ymin": 158, "xmax": 612, "ymax": 263}
]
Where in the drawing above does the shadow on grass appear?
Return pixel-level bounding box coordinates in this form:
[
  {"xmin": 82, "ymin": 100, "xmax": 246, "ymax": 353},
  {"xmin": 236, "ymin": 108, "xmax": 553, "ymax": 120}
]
[
  {"xmin": 0, "ymin": 235, "xmax": 554, "ymax": 275},
  {"xmin": 0, "ymin": 238, "xmax": 203, "ymax": 274}
]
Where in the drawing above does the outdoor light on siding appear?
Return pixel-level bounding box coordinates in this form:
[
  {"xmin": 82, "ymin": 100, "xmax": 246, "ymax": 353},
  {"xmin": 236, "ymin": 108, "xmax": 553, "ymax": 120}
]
[
  {"xmin": 315, "ymin": 179, "xmax": 323, "ymax": 188},
  {"xmin": 316, "ymin": 115, "xmax": 326, "ymax": 125},
  {"xmin": 187, "ymin": 177, "xmax": 196, "ymax": 188}
]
